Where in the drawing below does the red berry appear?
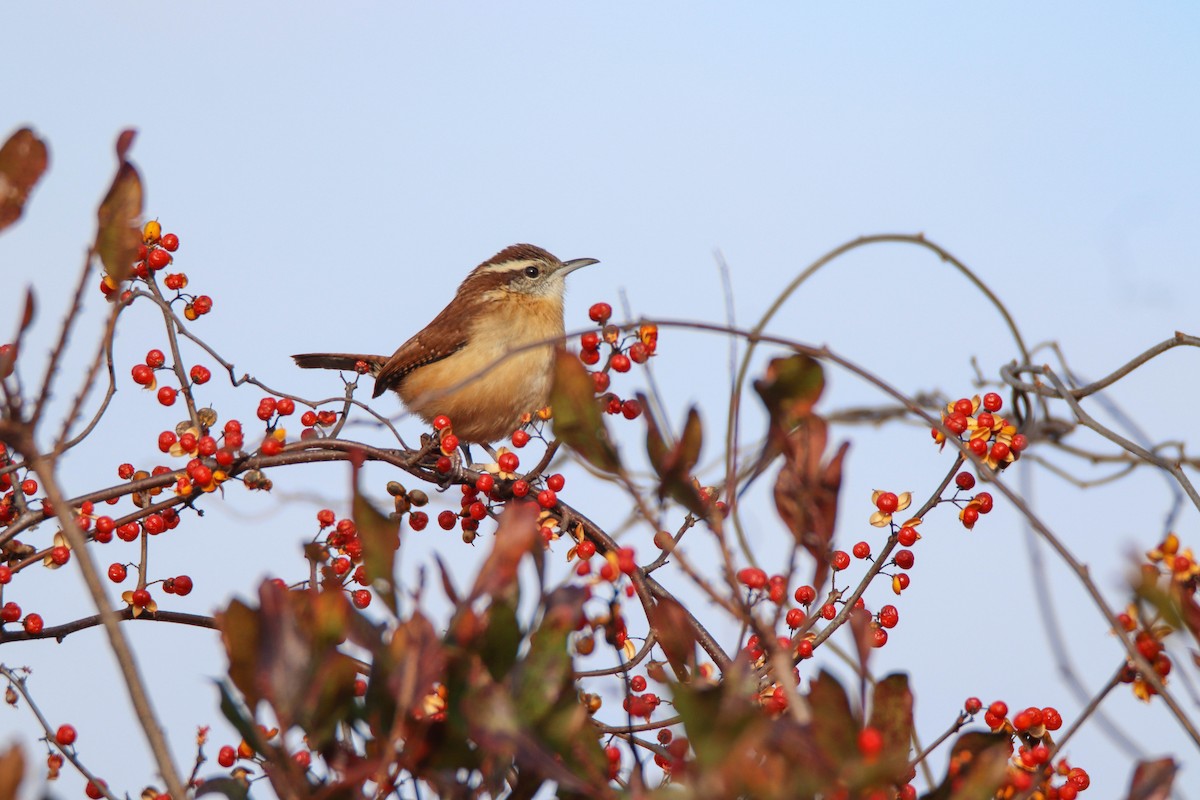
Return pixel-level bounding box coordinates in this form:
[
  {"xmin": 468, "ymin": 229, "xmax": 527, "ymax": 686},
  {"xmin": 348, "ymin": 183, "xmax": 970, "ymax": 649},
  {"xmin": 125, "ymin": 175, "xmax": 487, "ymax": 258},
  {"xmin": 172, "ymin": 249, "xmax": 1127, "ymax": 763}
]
[
  {"xmin": 20, "ymin": 478, "xmax": 36, "ymax": 495},
  {"xmin": 878, "ymin": 605, "xmax": 899, "ymax": 628},
  {"xmin": 794, "ymin": 585, "xmax": 816, "ymax": 605},
  {"xmin": 580, "ymin": 348, "xmax": 601, "ymax": 366},
  {"xmin": 797, "ymin": 639, "xmax": 814, "ymax": 659},
  {"xmin": 857, "ymin": 726, "xmax": 884, "ymax": 759},
  {"xmin": 546, "ymin": 473, "xmax": 565, "ymax": 492},
  {"xmin": 955, "ymin": 472, "xmax": 975, "ymax": 491},
  {"xmin": 820, "ymin": 603, "xmax": 837, "ymax": 620},
  {"xmin": 50, "ymin": 546, "xmax": 70, "ymax": 566},
  {"xmin": 786, "ymin": 607, "xmax": 805, "ymax": 628},
  {"xmin": 261, "ymin": 437, "xmax": 282, "ymax": 457},
  {"xmin": 953, "ymin": 398, "xmax": 974, "ymax": 416},
  {"xmin": 23, "ymin": 614, "xmax": 43, "ymax": 634},
  {"xmin": 511, "ymin": 429, "xmax": 530, "ymax": 447},
  {"xmin": 893, "ymin": 550, "xmax": 914, "ymax": 570},
  {"xmin": 156, "ymin": 386, "xmax": 177, "ymax": 406},
  {"xmin": 896, "ymin": 526, "xmax": 919, "ymax": 547},
  {"xmin": 975, "ymin": 492, "xmax": 994, "ymax": 514},
  {"xmin": 352, "ymin": 589, "xmax": 371, "ymax": 609},
  {"xmin": 629, "ymin": 342, "xmax": 650, "ymax": 363},
  {"xmin": 145, "ymin": 349, "xmax": 165, "ymax": 368},
  {"xmin": 276, "ymin": 397, "xmax": 295, "ymax": 416},
  {"xmin": 131, "ymin": 589, "xmax": 151, "ymax": 607},
  {"xmin": 409, "ymin": 511, "xmax": 429, "ymax": 531},
  {"xmin": 990, "ymin": 441, "xmax": 1010, "ymax": 462},
  {"xmin": 432, "ymin": 414, "xmax": 451, "ymax": 430},
  {"xmin": 172, "ymin": 575, "xmax": 193, "ymax": 596},
  {"xmin": 1042, "ymin": 706, "xmax": 1062, "ymax": 730},
  {"xmin": 440, "ymin": 433, "xmax": 460, "ymax": 454},
  {"xmin": 0, "ymin": 567, "xmax": 10, "ymax": 585},
  {"xmin": 831, "ymin": 550, "xmax": 850, "ymax": 571},
  {"xmin": 975, "ymin": 412, "xmax": 994, "ymax": 431},
  {"xmin": 194, "ymin": 295, "xmax": 213, "ymax": 315},
  {"xmin": 301, "ymin": 410, "xmax": 318, "ymax": 427},
  {"xmin": 588, "ymin": 302, "xmax": 612, "ymax": 323},
  {"xmin": 611, "ymin": 353, "xmax": 631, "ymax": 373},
  {"xmin": 851, "ymin": 541, "xmax": 871, "ymax": 560},
  {"xmin": 107, "ymin": 563, "xmax": 128, "ymax": 583},
  {"xmin": 475, "ymin": 474, "xmax": 495, "ymax": 493},
  {"xmin": 961, "ymin": 506, "xmax": 980, "ymax": 528},
  {"xmin": 131, "ymin": 364, "xmax": 154, "ymax": 386},
  {"xmin": 217, "ymin": 744, "xmax": 236, "ymax": 767},
  {"xmin": 968, "ymin": 438, "xmax": 988, "ymax": 457},
  {"xmin": 85, "ymin": 781, "xmax": 107, "ymax": 800},
  {"xmin": 875, "ymin": 492, "xmax": 899, "ymax": 514},
  {"xmin": 55, "ymin": 724, "xmax": 77, "ymax": 746},
  {"xmin": 498, "ymin": 452, "xmax": 519, "ymax": 473},
  {"xmin": 1010, "ymin": 433, "xmax": 1029, "ymax": 452},
  {"xmin": 576, "ymin": 540, "xmax": 596, "ymax": 559},
  {"xmin": 988, "ymin": 700, "xmax": 1007, "ymax": 718},
  {"xmin": 537, "ymin": 489, "xmax": 557, "ymax": 509},
  {"xmin": 1, "ymin": 602, "xmax": 21, "ymax": 622},
  {"xmin": 438, "ymin": 510, "xmax": 457, "ymax": 530},
  {"xmin": 147, "ymin": 248, "xmax": 171, "ymax": 270},
  {"xmin": 736, "ymin": 567, "xmax": 768, "ymax": 590},
  {"xmin": 945, "ymin": 412, "xmax": 969, "ymax": 435},
  {"xmin": 621, "ymin": 399, "xmax": 642, "ymax": 419},
  {"xmin": 964, "ymin": 697, "xmax": 982, "ymax": 714},
  {"xmin": 982, "ymin": 392, "xmax": 1002, "ymax": 412},
  {"xmin": 160, "ymin": 233, "xmax": 179, "ymax": 251}
]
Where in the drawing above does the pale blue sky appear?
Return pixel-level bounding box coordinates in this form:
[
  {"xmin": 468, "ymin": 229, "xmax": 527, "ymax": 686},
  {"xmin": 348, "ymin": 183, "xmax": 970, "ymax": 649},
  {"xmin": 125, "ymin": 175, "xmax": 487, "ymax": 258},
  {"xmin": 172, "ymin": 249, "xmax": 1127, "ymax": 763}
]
[{"xmin": 2, "ymin": 3, "xmax": 1198, "ymax": 796}]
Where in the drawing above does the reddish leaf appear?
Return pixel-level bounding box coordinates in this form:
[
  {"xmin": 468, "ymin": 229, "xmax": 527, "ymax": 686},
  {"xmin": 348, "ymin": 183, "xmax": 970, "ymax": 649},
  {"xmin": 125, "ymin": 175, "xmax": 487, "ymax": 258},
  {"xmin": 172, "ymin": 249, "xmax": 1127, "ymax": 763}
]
[
  {"xmin": 115, "ymin": 129, "xmax": 137, "ymax": 161},
  {"xmin": 849, "ymin": 606, "xmax": 874, "ymax": 698},
  {"xmin": 549, "ymin": 350, "xmax": 620, "ymax": 473},
  {"xmin": 382, "ymin": 611, "xmax": 446, "ymax": 724},
  {"xmin": 773, "ymin": 417, "xmax": 849, "ymax": 590},
  {"xmin": 1125, "ymin": 757, "xmax": 1176, "ymax": 800},
  {"xmin": 469, "ymin": 502, "xmax": 539, "ymax": 602},
  {"xmin": 0, "ymin": 127, "xmax": 49, "ymax": 233},
  {"xmin": 352, "ymin": 466, "xmax": 400, "ymax": 614},
  {"xmin": 922, "ymin": 732, "xmax": 1010, "ymax": 800}
]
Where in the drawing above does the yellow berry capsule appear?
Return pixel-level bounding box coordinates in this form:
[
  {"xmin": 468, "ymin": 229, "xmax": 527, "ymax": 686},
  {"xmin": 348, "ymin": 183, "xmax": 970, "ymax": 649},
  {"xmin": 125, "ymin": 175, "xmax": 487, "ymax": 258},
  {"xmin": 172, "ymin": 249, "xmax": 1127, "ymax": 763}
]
[{"xmin": 143, "ymin": 220, "xmax": 162, "ymax": 244}]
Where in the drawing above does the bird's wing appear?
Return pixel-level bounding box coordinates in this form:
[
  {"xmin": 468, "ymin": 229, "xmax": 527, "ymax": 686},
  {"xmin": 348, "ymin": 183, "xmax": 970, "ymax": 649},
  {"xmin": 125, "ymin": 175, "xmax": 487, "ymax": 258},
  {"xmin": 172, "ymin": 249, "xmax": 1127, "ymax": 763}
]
[{"xmin": 372, "ymin": 309, "xmax": 470, "ymax": 398}]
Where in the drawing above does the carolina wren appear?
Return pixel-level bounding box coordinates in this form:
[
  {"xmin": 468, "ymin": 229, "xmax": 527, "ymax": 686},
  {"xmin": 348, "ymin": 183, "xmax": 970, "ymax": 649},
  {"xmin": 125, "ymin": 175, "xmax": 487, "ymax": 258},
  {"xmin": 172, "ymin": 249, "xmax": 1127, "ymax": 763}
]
[{"xmin": 293, "ymin": 244, "xmax": 598, "ymax": 444}]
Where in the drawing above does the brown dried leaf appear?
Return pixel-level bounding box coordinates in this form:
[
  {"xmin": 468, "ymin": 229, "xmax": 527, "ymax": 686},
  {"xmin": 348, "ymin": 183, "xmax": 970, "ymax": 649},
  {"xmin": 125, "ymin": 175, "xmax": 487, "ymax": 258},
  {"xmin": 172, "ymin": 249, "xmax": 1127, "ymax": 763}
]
[
  {"xmin": 754, "ymin": 354, "xmax": 825, "ymax": 441},
  {"xmin": 0, "ymin": 744, "xmax": 23, "ymax": 800},
  {"xmin": 773, "ymin": 417, "xmax": 848, "ymax": 590},
  {"xmin": 643, "ymin": 399, "xmax": 707, "ymax": 514},
  {"xmin": 95, "ymin": 130, "xmax": 142, "ymax": 282},
  {"xmin": 0, "ymin": 128, "xmax": 49, "ymax": 233},
  {"xmin": 646, "ymin": 595, "xmax": 697, "ymax": 676}
]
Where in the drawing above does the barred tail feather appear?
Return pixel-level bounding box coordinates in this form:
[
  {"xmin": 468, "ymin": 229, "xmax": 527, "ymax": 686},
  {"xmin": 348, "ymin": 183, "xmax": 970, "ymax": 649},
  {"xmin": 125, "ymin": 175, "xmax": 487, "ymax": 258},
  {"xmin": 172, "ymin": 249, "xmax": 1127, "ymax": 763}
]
[{"xmin": 292, "ymin": 353, "xmax": 385, "ymax": 375}]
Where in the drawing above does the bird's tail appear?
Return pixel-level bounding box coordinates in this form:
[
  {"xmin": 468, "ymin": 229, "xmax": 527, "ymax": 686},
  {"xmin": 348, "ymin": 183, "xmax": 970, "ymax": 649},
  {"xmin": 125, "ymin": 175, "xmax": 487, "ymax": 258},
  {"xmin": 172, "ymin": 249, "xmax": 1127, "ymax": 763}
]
[{"xmin": 292, "ymin": 353, "xmax": 385, "ymax": 375}]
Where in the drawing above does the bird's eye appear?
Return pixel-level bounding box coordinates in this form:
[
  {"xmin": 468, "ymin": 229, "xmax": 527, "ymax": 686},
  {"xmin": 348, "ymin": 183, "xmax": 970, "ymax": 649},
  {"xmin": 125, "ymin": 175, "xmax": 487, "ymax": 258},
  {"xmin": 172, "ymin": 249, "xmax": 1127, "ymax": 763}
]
[{"xmin": 524, "ymin": 266, "xmax": 540, "ymax": 279}]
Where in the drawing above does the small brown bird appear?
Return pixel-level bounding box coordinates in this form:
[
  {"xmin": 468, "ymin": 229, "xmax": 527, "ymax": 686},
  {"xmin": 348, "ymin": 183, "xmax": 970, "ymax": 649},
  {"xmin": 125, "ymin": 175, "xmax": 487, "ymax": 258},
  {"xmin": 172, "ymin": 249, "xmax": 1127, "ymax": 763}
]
[{"xmin": 293, "ymin": 244, "xmax": 598, "ymax": 444}]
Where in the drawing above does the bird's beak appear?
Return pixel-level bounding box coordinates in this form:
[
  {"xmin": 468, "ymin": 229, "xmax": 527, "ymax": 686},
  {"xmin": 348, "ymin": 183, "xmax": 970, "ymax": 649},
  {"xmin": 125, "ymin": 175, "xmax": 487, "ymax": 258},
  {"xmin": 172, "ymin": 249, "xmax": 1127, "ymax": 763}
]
[{"xmin": 559, "ymin": 257, "xmax": 600, "ymax": 276}]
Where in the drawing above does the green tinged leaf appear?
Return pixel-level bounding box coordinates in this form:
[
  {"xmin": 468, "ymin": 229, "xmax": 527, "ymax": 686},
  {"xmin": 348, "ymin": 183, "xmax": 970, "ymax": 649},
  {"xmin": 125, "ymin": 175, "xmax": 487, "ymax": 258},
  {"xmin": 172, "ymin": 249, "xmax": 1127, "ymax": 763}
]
[
  {"xmin": 808, "ymin": 670, "xmax": 858, "ymax": 764},
  {"xmin": 549, "ymin": 349, "xmax": 621, "ymax": 472},
  {"xmin": 195, "ymin": 777, "xmax": 250, "ymax": 800},
  {"xmin": 754, "ymin": 354, "xmax": 825, "ymax": 435},
  {"xmin": 646, "ymin": 596, "xmax": 697, "ymax": 677},
  {"xmin": 868, "ymin": 673, "xmax": 916, "ymax": 770},
  {"xmin": 643, "ymin": 400, "xmax": 708, "ymax": 514},
  {"xmin": 352, "ymin": 467, "xmax": 400, "ymax": 614},
  {"xmin": 479, "ymin": 599, "xmax": 522, "ymax": 681},
  {"xmin": 513, "ymin": 587, "xmax": 586, "ymax": 723},
  {"xmin": 0, "ymin": 127, "xmax": 49, "ymax": 234}
]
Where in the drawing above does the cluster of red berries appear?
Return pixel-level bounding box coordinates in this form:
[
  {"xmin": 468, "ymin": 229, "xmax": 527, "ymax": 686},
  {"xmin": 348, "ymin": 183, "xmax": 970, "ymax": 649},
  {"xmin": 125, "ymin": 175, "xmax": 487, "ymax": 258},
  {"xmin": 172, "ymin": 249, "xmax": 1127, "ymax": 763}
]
[
  {"xmin": 962, "ymin": 698, "xmax": 1088, "ymax": 797},
  {"xmin": 578, "ymin": 303, "xmax": 656, "ymax": 421},
  {"xmin": 316, "ymin": 509, "xmax": 375, "ymax": 609},
  {"xmin": 0, "ymin": 599, "xmax": 43, "ymax": 634},
  {"xmin": 934, "ymin": 393, "xmax": 1027, "ymax": 470},
  {"xmin": 650, "ymin": 729, "xmax": 690, "ymax": 776}
]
